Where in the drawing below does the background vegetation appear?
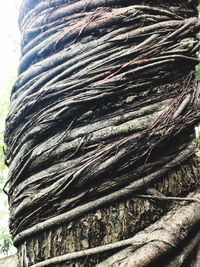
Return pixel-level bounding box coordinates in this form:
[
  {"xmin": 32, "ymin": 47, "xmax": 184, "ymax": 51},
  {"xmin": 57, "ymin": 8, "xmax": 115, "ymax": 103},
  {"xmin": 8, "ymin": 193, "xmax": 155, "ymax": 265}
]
[
  {"xmin": 0, "ymin": 77, "xmax": 15, "ymax": 256},
  {"xmin": 0, "ymin": 0, "xmax": 21, "ymax": 257}
]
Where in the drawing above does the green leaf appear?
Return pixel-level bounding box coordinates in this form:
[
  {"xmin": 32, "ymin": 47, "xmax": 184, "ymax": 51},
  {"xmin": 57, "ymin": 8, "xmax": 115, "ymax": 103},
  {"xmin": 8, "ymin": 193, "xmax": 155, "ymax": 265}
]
[{"xmin": 0, "ymin": 228, "xmax": 13, "ymax": 255}]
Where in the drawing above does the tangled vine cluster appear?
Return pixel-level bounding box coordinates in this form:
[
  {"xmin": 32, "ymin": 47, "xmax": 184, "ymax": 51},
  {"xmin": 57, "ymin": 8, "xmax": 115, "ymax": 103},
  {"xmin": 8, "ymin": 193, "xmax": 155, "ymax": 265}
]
[{"xmin": 4, "ymin": 0, "xmax": 200, "ymax": 247}]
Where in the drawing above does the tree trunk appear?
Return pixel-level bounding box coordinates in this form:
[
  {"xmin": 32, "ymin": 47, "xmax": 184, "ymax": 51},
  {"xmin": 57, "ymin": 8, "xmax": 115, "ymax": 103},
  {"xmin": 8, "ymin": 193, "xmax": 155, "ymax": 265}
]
[
  {"xmin": 0, "ymin": 254, "xmax": 19, "ymax": 267},
  {"xmin": 4, "ymin": 0, "xmax": 200, "ymax": 266}
]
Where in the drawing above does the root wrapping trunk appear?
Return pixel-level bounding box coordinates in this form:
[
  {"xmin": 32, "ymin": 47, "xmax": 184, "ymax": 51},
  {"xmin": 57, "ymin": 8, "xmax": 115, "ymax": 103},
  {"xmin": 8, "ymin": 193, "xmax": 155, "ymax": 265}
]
[{"xmin": 4, "ymin": 0, "xmax": 200, "ymax": 266}]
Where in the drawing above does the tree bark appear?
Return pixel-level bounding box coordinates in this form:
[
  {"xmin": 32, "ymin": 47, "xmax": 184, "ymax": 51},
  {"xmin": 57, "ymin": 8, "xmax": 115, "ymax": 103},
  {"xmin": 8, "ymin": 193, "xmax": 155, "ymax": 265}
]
[
  {"xmin": 16, "ymin": 157, "xmax": 200, "ymax": 267},
  {"xmin": 0, "ymin": 254, "xmax": 19, "ymax": 267},
  {"xmin": 4, "ymin": 0, "xmax": 200, "ymax": 266}
]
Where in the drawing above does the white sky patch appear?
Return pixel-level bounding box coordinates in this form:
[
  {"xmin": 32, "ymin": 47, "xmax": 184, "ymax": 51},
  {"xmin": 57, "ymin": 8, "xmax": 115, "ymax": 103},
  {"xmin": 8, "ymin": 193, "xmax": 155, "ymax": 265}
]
[
  {"xmin": 0, "ymin": 1, "xmax": 21, "ymax": 86},
  {"xmin": 0, "ymin": 1, "xmax": 22, "ymax": 132}
]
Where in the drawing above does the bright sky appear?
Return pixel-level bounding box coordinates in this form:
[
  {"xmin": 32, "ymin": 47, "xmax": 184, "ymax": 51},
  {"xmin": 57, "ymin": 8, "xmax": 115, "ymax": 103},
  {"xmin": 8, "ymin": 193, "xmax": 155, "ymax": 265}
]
[
  {"xmin": 0, "ymin": 1, "xmax": 22, "ymax": 136},
  {"xmin": 0, "ymin": 1, "xmax": 21, "ymax": 86}
]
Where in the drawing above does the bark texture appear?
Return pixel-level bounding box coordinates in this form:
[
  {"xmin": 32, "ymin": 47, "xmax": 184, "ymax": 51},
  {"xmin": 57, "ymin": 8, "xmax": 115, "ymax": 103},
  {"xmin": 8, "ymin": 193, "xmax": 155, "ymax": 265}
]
[
  {"xmin": 4, "ymin": 0, "xmax": 200, "ymax": 266},
  {"xmin": 17, "ymin": 158, "xmax": 200, "ymax": 267},
  {"xmin": 0, "ymin": 254, "xmax": 19, "ymax": 267}
]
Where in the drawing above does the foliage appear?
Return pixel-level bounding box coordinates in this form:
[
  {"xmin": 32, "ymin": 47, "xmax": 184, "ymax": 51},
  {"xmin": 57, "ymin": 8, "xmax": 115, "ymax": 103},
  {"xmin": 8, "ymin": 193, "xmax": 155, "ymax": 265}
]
[
  {"xmin": 0, "ymin": 228, "xmax": 13, "ymax": 256},
  {"xmin": 198, "ymin": 3, "xmax": 200, "ymax": 14}
]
